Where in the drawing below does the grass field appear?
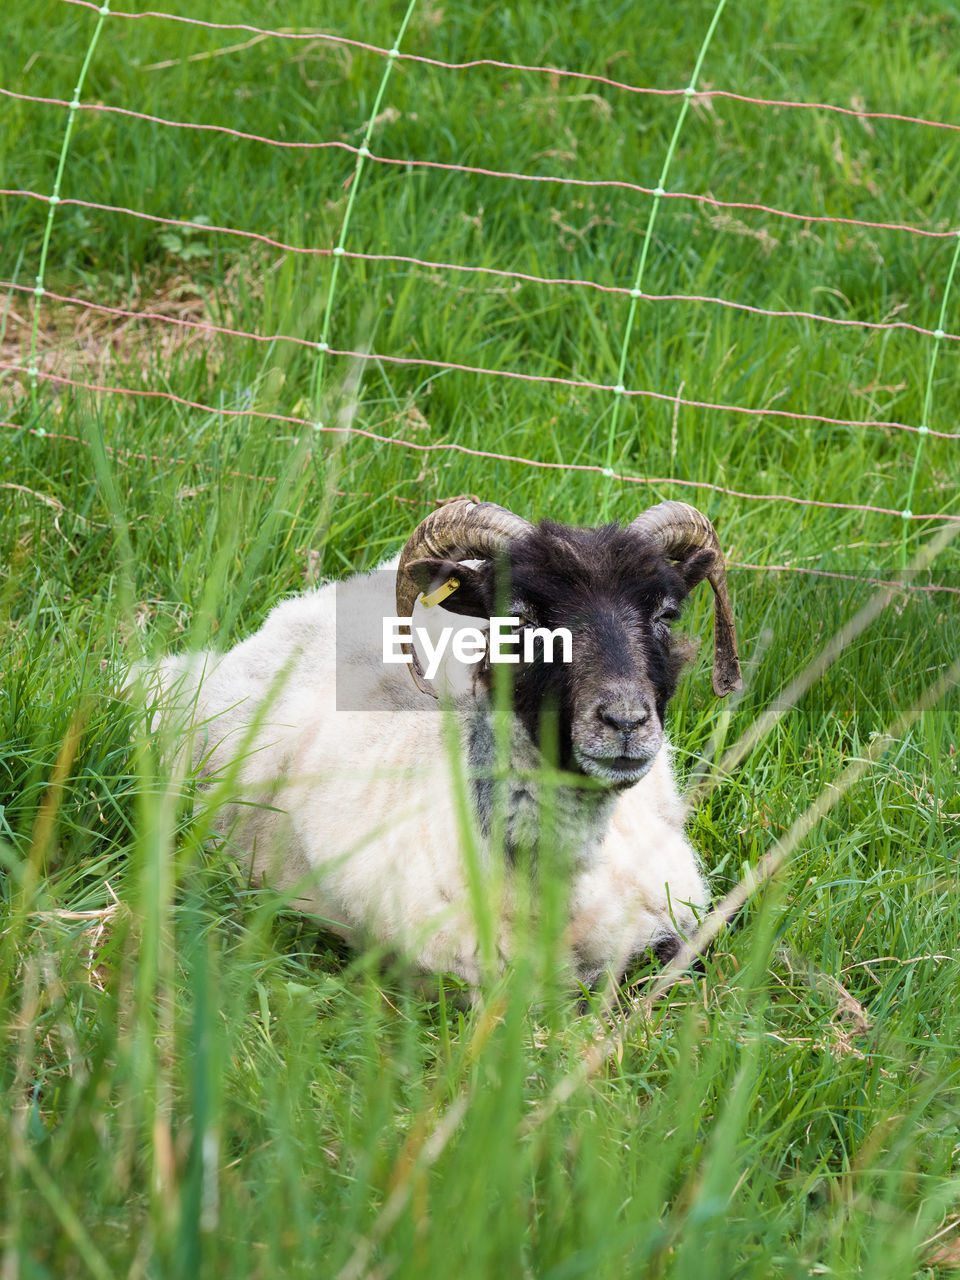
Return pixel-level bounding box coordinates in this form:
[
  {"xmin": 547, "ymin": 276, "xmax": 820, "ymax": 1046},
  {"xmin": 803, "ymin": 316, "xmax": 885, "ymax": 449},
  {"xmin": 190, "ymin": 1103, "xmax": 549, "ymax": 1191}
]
[{"xmin": 2, "ymin": 1, "xmax": 960, "ymax": 1276}]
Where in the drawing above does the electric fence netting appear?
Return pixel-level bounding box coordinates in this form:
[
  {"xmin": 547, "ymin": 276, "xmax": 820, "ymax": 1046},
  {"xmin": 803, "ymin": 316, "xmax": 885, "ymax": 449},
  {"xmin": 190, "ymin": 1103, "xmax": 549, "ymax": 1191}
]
[{"xmin": 2, "ymin": 0, "xmax": 959, "ymax": 591}]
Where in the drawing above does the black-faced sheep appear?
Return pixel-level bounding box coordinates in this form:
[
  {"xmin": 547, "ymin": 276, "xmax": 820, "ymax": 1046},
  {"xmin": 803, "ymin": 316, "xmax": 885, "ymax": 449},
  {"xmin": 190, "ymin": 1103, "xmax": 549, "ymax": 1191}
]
[{"xmin": 148, "ymin": 498, "xmax": 741, "ymax": 987}]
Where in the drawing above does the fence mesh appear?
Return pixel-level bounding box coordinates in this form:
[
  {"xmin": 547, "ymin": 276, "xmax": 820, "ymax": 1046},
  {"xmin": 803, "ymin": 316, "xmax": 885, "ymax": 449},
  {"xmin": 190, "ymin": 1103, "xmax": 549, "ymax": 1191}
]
[{"xmin": 2, "ymin": 0, "xmax": 958, "ymax": 589}]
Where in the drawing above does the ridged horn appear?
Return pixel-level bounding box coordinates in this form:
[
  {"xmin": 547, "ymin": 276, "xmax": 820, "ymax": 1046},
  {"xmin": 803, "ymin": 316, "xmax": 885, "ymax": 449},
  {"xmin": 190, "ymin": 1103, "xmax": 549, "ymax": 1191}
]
[
  {"xmin": 628, "ymin": 500, "xmax": 742, "ymax": 697},
  {"xmin": 395, "ymin": 498, "xmax": 534, "ymax": 697}
]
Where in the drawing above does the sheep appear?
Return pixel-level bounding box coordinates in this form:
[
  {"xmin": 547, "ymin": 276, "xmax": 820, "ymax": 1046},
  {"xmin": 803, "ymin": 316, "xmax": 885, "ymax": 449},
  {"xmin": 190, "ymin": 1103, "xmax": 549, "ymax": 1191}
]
[{"xmin": 147, "ymin": 497, "xmax": 741, "ymax": 988}]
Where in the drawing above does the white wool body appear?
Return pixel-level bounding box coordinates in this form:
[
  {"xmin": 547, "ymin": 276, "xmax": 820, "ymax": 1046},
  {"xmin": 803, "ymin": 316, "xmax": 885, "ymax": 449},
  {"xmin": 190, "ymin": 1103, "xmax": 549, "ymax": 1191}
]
[{"xmin": 149, "ymin": 558, "xmax": 709, "ymax": 986}]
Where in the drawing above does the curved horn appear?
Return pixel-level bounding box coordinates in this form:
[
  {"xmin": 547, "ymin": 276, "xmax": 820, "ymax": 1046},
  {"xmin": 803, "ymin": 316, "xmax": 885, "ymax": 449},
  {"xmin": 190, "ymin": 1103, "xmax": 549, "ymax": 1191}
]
[
  {"xmin": 396, "ymin": 498, "xmax": 534, "ymax": 697},
  {"xmin": 629, "ymin": 501, "xmax": 742, "ymax": 697}
]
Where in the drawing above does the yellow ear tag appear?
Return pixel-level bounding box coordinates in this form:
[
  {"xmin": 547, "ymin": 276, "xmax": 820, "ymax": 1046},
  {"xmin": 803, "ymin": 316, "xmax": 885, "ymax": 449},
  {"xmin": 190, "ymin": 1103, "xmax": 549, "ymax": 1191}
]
[{"xmin": 419, "ymin": 576, "xmax": 460, "ymax": 609}]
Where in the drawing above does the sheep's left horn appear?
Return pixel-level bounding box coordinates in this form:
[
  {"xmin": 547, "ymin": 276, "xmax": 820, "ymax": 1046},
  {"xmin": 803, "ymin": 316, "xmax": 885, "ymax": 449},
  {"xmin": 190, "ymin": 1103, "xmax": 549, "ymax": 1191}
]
[
  {"xmin": 628, "ymin": 500, "xmax": 742, "ymax": 697},
  {"xmin": 395, "ymin": 499, "xmax": 533, "ymax": 697}
]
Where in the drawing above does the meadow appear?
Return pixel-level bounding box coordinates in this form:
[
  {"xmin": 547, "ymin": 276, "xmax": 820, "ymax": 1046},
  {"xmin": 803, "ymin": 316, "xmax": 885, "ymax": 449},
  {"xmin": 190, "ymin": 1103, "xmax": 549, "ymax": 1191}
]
[{"xmin": 2, "ymin": 0, "xmax": 960, "ymax": 1275}]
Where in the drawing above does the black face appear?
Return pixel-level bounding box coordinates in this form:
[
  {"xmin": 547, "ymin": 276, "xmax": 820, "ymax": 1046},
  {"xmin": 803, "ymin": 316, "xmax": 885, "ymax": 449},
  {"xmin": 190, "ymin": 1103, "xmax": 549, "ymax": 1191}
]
[{"xmin": 406, "ymin": 522, "xmax": 715, "ymax": 789}]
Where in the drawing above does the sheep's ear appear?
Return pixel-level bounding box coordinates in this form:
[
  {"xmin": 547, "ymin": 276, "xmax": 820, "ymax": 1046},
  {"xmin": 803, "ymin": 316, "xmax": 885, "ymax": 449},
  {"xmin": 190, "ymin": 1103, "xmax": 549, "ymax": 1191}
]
[
  {"xmin": 675, "ymin": 546, "xmax": 716, "ymax": 591},
  {"xmin": 405, "ymin": 557, "xmax": 494, "ymax": 619}
]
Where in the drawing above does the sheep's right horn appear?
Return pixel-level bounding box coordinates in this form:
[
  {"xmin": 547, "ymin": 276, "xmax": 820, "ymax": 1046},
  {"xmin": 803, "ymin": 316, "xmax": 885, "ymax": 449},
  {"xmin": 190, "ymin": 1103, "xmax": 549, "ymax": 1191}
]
[
  {"xmin": 395, "ymin": 499, "xmax": 533, "ymax": 697},
  {"xmin": 628, "ymin": 500, "xmax": 742, "ymax": 697}
]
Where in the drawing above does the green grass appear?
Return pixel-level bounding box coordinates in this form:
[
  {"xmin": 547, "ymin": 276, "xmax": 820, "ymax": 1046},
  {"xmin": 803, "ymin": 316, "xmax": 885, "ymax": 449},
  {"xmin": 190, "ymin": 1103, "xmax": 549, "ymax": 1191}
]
[{"xmin": 3, "ymin": 0, "xmax": 960, "ymax": 1276}]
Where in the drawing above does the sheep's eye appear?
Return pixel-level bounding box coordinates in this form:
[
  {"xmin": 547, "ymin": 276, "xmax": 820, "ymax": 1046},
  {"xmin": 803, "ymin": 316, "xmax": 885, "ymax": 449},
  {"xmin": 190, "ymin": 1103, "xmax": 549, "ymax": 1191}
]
[{"xmin": 652, "ymin": 603, "xmax": 680, "ymax": 639}]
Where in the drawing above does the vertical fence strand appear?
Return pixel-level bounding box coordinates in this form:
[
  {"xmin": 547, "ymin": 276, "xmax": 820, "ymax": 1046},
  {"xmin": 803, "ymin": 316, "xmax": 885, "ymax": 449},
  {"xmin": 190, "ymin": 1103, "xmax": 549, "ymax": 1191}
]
[
  {"xmin": 28, "ymin": 1, "xmax": 111, "ymax": 405},
  {"xmin": 312, "ymin": 0, "xmax": 419, "ymax": 414},
  {"xmin": 600, "ymin": 0, "xmax": 729, "ymax": 518},
  {"xmin": 900, "ymin": 230, "xmax": 960, "ymax": 564}
]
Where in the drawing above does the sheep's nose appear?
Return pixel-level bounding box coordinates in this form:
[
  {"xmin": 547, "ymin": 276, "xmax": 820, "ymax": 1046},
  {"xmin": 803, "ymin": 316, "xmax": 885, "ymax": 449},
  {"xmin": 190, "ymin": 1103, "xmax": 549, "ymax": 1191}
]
[{"xmin": 596, "ymin": 701, "xmax": 650, "ymax": 734}]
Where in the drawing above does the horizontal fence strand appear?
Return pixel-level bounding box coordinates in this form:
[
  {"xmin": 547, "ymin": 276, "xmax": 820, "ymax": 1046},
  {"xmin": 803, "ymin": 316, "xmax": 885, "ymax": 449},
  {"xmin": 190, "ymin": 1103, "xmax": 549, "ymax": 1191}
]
[
  {"xmin": 4, "ymin": 285, "xmax": 959, "ymax": 439},
  {"xmin": 4, "ymin": 413, "xmax": 957, "ymax": 590},
  {"xmin": 45, "ymin": 0, "xmax": 960, "ymax": 136},
  {"xmin": 6, "ymin": 182, "xmax": 959, "ymax": 340},
  {"xmin": 3, "ymin": 364, "xmax": 958, "ymax": 523},
  {"xmin": 3, "ymin": 124, "xmax": 955, "ymax": 239},
  {"xmin": 0, "ymin": 419, "xmax": 420, "ymax": 502},
  {"xmin": 728, "ymin": 562, "xmax": 960, "ymax": 595}
]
